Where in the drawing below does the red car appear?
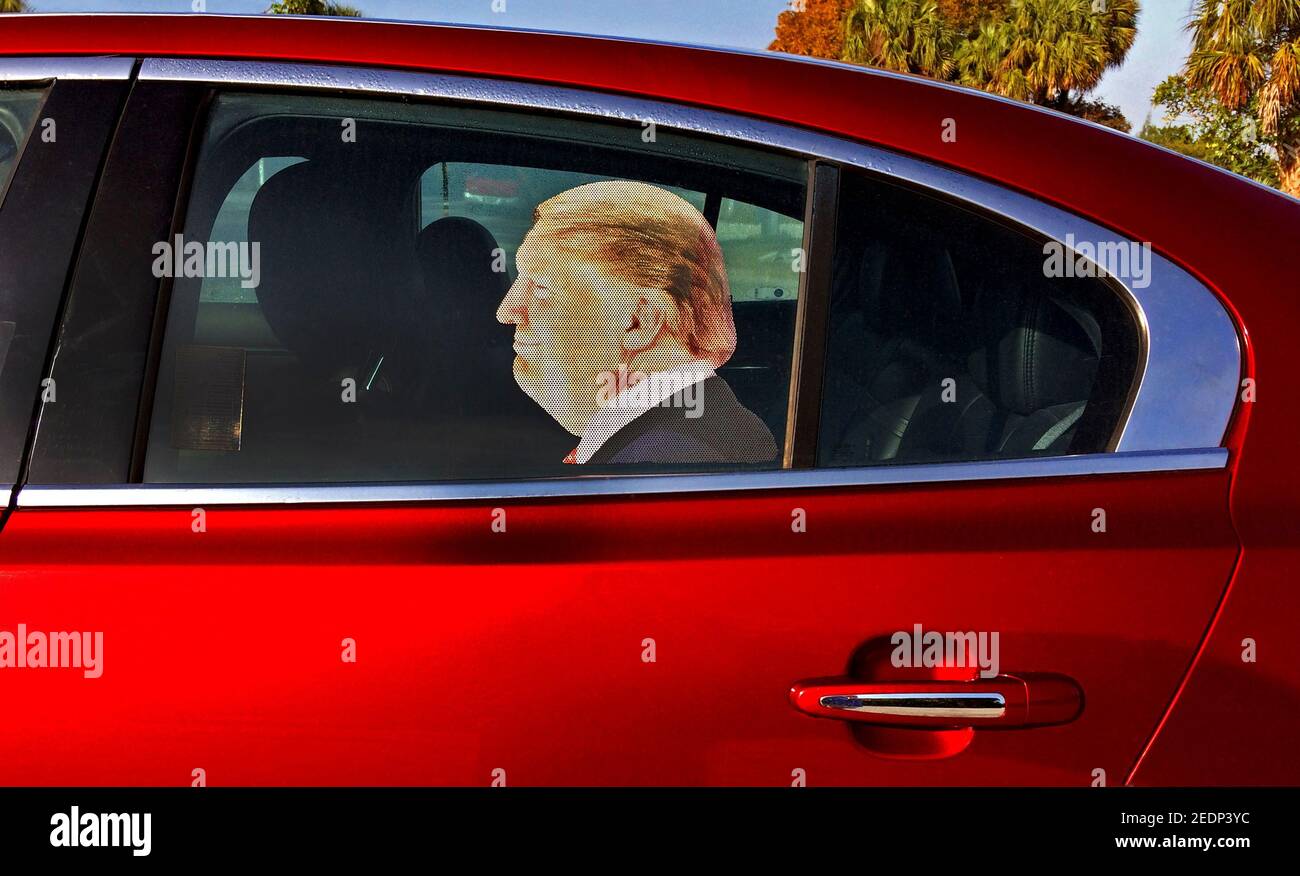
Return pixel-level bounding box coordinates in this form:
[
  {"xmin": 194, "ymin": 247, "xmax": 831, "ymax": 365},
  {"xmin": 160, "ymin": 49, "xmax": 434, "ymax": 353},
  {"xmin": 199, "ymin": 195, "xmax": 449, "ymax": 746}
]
[{"xmin": 0, "ymin": 13, "xmax": 1295, "ymax": 787}]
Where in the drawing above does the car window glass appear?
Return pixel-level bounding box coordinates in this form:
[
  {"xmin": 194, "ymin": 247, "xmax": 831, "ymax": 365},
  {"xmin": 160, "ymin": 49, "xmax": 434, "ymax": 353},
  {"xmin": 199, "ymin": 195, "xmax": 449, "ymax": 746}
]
[
  {"xmin": 142, "ymin": 92, "xmax": 807, "ymax": 484},
  {"xmin": 200, "ymin": 156, "xmax": 306, "ymax": 305},
  {"xmin": 717, "ymin": 197, "xmax": 804, "ymax": 304},
  {"xmin": 818, "ymin": 168, "xmax": 1140, "ymax": 468},
  {"xmin": 417, "ymin": 162, "xmax": 708, "ymax": 281},
  {"xmin": 0, "ymin": 87, "xmax": 44, "ymax": 209}
]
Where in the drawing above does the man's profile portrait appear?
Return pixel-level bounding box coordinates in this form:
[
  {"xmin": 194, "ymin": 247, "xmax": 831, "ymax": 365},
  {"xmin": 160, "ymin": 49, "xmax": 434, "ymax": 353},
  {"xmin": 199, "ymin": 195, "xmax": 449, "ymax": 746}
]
[{"xmin": 495, "ymin": 180, "xmax": 777, "ymax": 466}]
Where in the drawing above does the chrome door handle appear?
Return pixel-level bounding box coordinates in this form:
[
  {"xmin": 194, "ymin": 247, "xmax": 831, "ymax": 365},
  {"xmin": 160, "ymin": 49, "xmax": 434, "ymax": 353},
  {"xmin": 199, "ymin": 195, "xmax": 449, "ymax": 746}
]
[
  {"xmin": 789, "ymin": 675, "xmax": 1082, "ymax": 729},
  {"xmin": 818, "ymin": 691, "xmax": 1007, "ymax": 720}
]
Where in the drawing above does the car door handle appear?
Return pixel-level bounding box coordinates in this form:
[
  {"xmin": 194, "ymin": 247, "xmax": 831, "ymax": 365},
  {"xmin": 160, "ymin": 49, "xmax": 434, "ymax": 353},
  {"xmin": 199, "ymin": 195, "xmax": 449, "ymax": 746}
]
[{"xmin": 789, "ymin": 674, "xmax": 1082, "ymax": 729}]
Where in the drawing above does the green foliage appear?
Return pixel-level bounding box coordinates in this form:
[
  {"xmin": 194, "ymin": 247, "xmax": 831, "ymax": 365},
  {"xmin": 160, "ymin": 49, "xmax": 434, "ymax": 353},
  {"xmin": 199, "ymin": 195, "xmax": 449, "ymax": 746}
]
[
  {"xmin": 1137, "ymin": 122, "xmax": 1214, "ymax": 163},
  {"xmin": 836, "ymin": 0, "xmax": 1135, "ymax": 128},
  {"xmin": 266, "ymin": 0, "xmax": 362, "ymax": 15},
  {"xmin": 954, "ymin": 0, "xmax": 1137, "ymax": 105},
  {"xmin": 843, "ymin": 0, "xmax": 957, "ymax": 77},
  {"xmin": 1141, "ymin": 74, "xmax": 1281, "ymax": 186},
  {"xmin": 1068, "ymin": 96, "xmax": 1131, "ymax": 132},
  {"xmin": 1182, "ymin": 0, "xmax": 1300, "ymax": 192},
  {"xmin": 937, "ymin": 0, "xmax": 1008, "ymax": 35}
]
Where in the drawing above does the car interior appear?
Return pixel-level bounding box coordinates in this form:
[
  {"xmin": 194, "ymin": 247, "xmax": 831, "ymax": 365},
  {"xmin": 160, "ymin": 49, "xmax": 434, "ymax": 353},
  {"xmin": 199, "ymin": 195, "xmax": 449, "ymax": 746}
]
[{"xmin": 818, "ymin": 171, "xmax": 1140, "ymax": 467}]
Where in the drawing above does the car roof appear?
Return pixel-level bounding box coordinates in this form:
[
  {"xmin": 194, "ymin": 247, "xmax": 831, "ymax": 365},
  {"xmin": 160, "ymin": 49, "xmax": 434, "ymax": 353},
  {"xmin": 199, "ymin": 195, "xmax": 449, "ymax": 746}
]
[{"xmin": 0, "ymin": 11, "xmax": 1187, "ymax": 146}]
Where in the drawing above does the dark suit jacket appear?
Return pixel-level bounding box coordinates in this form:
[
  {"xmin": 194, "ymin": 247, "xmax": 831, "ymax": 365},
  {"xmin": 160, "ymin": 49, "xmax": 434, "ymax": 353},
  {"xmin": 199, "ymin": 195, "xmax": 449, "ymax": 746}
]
[{"xmin": 586, "ymin": 375, "xmax": 778, "ymax": 465}]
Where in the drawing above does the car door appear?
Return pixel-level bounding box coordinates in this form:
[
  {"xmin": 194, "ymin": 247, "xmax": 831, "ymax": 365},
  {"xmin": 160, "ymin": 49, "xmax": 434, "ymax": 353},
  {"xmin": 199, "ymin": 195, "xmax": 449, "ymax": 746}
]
[{"xmin": 0, "ymin": 57, "xmax": 1242, "ymax": 786}]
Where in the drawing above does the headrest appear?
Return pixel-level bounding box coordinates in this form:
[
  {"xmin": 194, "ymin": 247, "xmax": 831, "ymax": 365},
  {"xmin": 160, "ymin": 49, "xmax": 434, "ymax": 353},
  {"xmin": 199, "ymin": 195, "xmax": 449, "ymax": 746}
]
[
  {"xmin": 249, "ymin": 159, "xmax": 418, "ymax": 376},
  {"xmin": 858, "ymin": 230, "xmax": 963, "ymax": 352},
  {"xmin": 415, "ymin": 216, "xmax": 510, "ymax": 325},
  {"xmin": 407, "ymin": 215, "xmax": 523, "ymax": 416},
  {"xmin": 967, "ymin": 281, "xmax": 1102, "ymax": 416}
]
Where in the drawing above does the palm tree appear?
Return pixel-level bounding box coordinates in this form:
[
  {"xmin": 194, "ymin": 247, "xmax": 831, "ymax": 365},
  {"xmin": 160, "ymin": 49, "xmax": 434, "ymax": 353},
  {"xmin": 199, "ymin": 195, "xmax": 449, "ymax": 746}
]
[
  {"xmin": 0, "ymin": 0, "xmax": 31, "ymax": 13},
  {"xmin": 1184, "ymin": 0, "xmax": 1300, "ymax": 195},
  {"xmin": 952, "ymin": 20, "xmax": 1012, "ymax": 88},
  {"xmin": 842, "ymin": 0, "xmax": 957, "ymax": 78},
  {"xmin": 266, "ymin": 0, "xmax": 362, "ymax": 15},
  {"xmin": 954, "ymin": 0, "xmax": 1137, "ymax": 109}
]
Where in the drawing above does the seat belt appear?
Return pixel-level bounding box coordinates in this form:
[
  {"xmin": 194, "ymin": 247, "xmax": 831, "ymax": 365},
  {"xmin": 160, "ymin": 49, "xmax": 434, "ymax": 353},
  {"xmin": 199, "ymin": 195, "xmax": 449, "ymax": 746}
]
[{"xmin": 1032, "ymin": 403, "xmax": 1086, "ymax": 451}]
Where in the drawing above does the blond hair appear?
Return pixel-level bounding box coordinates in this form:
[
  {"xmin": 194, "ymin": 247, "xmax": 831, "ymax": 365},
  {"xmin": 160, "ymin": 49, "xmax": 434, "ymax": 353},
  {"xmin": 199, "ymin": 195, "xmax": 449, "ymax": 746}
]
[{"xmin": 531, "ymin": 180, "xmax": 736, "ymax": 367}]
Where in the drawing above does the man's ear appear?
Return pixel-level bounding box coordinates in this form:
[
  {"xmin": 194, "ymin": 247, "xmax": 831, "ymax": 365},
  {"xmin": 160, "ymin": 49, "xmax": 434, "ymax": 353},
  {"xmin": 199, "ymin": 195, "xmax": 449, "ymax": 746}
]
[{"xmin": 621, "ymin": 288, "xmax": 673, "ymax": 354}]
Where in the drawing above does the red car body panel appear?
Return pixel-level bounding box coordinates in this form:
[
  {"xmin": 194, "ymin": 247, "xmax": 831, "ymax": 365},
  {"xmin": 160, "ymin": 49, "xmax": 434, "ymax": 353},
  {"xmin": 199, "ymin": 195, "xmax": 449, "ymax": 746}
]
[
  {"xmin": 0, "ymin": 14, "xmax": 1297, "ymax": 785},
  {"xmin": 0, "ymin": 475, "xmax": 1237, "ymax": 785}
]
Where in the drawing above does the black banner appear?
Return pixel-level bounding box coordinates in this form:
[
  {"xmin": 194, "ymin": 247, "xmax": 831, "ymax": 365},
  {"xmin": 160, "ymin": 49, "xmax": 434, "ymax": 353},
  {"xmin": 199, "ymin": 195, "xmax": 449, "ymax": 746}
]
[{"xmin": 0, "ymin": 787, "xmax": 1285, "ymax": 862}]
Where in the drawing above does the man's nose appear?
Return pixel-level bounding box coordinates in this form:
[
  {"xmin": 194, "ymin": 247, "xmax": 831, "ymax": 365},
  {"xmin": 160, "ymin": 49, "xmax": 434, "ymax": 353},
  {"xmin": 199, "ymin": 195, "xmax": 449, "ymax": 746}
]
[{"xmin": 496, "ymin": 280, "xmax": 526, "ymax": 325}]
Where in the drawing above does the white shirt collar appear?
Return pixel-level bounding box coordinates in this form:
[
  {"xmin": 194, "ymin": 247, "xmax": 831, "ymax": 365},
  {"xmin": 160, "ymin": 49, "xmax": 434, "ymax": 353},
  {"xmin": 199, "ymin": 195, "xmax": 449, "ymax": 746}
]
[{"xmin": 573, "ymin": 359, "xmax": 716, "ymax": 464}]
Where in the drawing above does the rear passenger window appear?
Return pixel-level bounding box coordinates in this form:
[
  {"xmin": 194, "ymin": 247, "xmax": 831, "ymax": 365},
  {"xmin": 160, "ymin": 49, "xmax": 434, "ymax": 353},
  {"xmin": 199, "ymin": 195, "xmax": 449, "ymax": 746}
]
[
  {"xmin": 818, "ymin": 169, "xmax": 1139, "ymax": 467},
  {"xmin": 143, "ymin": 93, "xmax": 806, "ymax": 484}
]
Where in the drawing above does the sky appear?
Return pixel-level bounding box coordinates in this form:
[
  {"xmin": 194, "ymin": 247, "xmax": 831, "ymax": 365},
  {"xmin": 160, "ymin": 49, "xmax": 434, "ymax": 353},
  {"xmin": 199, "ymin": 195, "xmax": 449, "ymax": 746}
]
[{"xmin": 27, "ymin": 0, "xmax": 1197, "ymax": 133}]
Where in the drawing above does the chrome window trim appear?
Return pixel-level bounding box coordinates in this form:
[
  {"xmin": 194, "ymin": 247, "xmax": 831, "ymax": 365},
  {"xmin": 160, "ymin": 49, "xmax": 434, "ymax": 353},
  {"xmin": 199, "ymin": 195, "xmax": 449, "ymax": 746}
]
[
  {"xmin": 0, "ymin": 56, "xmax": 135, "ymax": 82},
  {"xmin": 16, "ymin": 448, "xmax": 1226, "ymax": 508},
  {"xmin": 138, "ymin": 57, "xmax": 1240, "ymax": 458}
]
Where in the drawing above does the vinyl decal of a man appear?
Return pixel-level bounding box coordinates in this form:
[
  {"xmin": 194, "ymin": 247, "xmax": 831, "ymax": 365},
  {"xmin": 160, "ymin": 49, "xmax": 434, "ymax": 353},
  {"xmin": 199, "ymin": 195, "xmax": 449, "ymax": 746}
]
[{"xmin": 495, "ymin": 180, "xmax": 777, "ymax": 465}]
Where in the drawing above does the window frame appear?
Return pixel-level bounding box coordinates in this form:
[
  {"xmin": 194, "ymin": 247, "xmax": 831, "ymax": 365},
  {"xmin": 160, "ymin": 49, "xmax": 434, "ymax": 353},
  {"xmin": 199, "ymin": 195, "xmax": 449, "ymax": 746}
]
[
  {"xmin": 0, "ymin": 56, "xmax": 135, "ymax": 506},
  {"xmin": 16, "ymin": 56, "xmax": 1240, "ymax": 508}
]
